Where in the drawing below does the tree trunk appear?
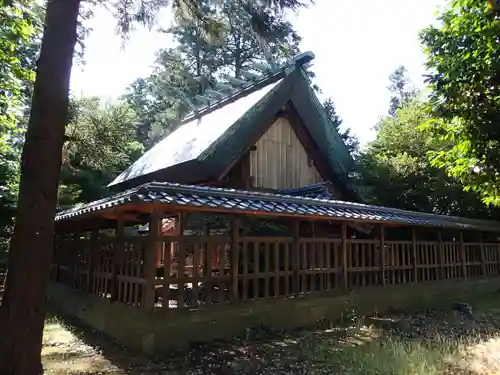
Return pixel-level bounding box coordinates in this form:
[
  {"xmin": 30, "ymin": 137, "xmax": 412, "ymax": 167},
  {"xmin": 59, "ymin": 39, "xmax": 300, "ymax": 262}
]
[{"xmin": 0, "ymin": 0, "xmax": 80, "ymax": 374}]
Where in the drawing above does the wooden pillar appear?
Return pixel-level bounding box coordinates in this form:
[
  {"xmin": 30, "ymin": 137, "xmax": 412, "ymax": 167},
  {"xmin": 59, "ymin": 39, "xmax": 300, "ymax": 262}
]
[
  {"xmin": 111, "ymin": 218, "xmax": 124, "ymax": 302},
  {"xmin": 292, "ymin": 219, "xmax": 300, "ymax": 297},
  {"xmin": 176, "ymin": 213, "xmax": 187, "ymax": 310},
  {"xmin": 162, "ymin": 217, "xmax": 173, "ymax": 309},
  {"xmin": 479, "ymin": 231, "xmax": 486, "ymax": 276},
  {"xmin": 86, "ymin": 229, "xmax": 98, "ymax": 293},
  {"xmin": 203, "ymin": 222, "xmax": 210, "ymax": 277},
  {"xmin": 411, "ymin": 227, "xmax": 418, "ymax": 283},
  {"xmin": 459, "ymin": 231, "xmax": 467, "ymax": 279},
  {"xmin": 230, "ymin": 216, "xmax": 241, "ymax": 302},
  {"xmin": 379, "ymin": 225, "xmax": 386, "ymax": 286},
  {"xmin": 437, "ymin": 231, "xmax": 444, "ymax": 280},
  {"xmin": 155, "ymin": 219, "xmax": 163, "ymax": 269},
  {"xmin": 341, "ymin": 222, "xmax": 348, "ymax": 290},
  {"xmin": 143, "ymin": 208, "xmax": 160, "ymax": 309}
]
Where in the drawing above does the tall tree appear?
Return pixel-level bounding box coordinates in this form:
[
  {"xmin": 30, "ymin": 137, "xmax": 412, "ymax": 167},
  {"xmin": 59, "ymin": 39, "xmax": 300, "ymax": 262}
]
[
  {"xmin": 0, "ymin": 1, "xmax": 313, "ymax": 373},
  {"xmin": 125, "ymin": 0, "xmax": 302, "ymax": 149},
  {"xmin": 387, "ymin": 65, "xmax": 415, "ymax": 116},
  {"xmin": 420, "ymin": 0, "xmax": 500, "ymax": 206},
  {"xmin": 322, "ymin": 98, "xmax": 359, "ymax": 155}
]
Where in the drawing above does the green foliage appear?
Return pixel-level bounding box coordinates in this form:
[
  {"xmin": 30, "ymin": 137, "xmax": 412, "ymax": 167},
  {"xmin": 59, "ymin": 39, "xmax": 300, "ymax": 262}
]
[
  {"xmin": 420, "ymin": 0, "xmax": 500, "ymax": 205},
  {"xmin": 58, "ymin": 97, "xmax": 144, "ymax": 205},
  {"xmin": 124, "ymin": 0, "xmax": 303, "ymax": 149},
  {"xmin": 0, "ymin": 2, "xmax": 40, "ymax": 151},
  {"xmin": 358, "ymin": 94, "xmax": 495, "ymax": 218},
  {"xmin": 0, "ymin": 1, "xmax": 42, "ymax": 252}
]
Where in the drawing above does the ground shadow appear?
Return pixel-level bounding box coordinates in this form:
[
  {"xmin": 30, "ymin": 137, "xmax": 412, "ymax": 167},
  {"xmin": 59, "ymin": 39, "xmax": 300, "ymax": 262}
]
[{"xmin": 46, "ymin": 289, "xmax": 500, "ymax": 375}]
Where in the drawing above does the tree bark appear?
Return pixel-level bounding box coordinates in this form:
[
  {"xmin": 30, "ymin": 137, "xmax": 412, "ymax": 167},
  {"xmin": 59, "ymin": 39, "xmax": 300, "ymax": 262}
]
[{"xmin": 0, "ymin": 0, "xmax": 81, "ymax": 374}]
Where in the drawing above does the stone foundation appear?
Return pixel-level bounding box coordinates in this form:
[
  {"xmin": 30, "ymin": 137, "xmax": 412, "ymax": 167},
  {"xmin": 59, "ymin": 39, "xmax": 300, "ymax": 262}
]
[{"xmin": 48, "ymin": 278, "xmax": 500, "ymax": 353}]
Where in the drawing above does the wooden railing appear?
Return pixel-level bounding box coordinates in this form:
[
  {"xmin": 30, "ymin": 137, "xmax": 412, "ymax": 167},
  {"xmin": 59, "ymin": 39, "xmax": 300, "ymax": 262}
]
[{"xmin": 50, "ymin": 235, "xmax": 500, "ymax": 311}]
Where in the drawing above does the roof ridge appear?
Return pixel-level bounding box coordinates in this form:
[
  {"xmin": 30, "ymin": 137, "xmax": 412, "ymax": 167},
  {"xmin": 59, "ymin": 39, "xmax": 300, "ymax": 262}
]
[{"xmin": 179, "ymin": 52, "xmax": 315, "ymax": 125}]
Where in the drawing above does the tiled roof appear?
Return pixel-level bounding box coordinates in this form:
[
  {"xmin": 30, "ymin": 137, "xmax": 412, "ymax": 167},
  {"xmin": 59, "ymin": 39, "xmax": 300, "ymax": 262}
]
[{"xmin": 55, "ymin": 182, "xmax": 500, "ymax": 232}]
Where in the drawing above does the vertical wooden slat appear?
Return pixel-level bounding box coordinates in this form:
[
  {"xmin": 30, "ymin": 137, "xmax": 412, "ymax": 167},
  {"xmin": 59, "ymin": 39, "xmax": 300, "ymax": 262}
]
[
  {"xmin": 319, "ymin": 242, "xmax": 325, "ymax": 291},
  {"xmin": 230, "ymin": 217, "xmax": 240, "ymax": 302},
  {"xmin": 341, "ymin": 223, "xmax": 348, "ymax": 289},
  {"xmin": 242, "ymin": 240, "xmax": 249, "ymax": 301},
  {"xmin": 301, "ymin": 243, "xmax": 307, "ymax": 293},
  {"xmin": 218, "ymin": 244, "xmax": 226, "ymax": 303},
  {"xmin": 143, "ymin": 208, "xmax": 160, "ymax": 309},
  {"xmin": 264, "ymin": 242, "xmax": 270, "ymax": 297},
  {"xmin": 162, "ymin": 236, "xmax": 172, "ymax": 309},
  {"xmin": 479, "ymin": 232, "xmax": 486, "ymax": 276},
  {"xmin": 274, "ymin": 242, "xmax": 280, "ymax": 297},
  {"xmin": 459, "ymin": 231, "xmax": 467, "ymax": 279},
  {"xmin": 292, "ymin": 219, "xmax": 300, "ymax": 297},
  {"xmin": 437, "ymin": 231, "xmax": 444, "ymax": 280},
  {"xmin": 111, "ymin": 218, "xmax": 124, "ymax": 302},
  {"xmin": 87, "ymin": 229, "xmax": 98, "ymax": 293},
  {"xmin": 411, "ymin": 227, "xmax": 417, "ymax": 283},
  {"xmin": 192, "ymin": 243, "xmax": 200, "ymax": 307},
  {"xmin": 326, "ymin": 243, "xmax": 331, "ymax": 290},
  {"xmin": 177, "ymin": 213, "xmax": 187, "ymax": 309},
  {"xmin": 379, "ymin": 225, "xmax": 386, "ymax": 287},
  {"xmin": 390, "ymin": 243, "xmax": 395, "ymax": 285},
  {"xmin": 70, "ymin": 234, "xmax": 78, "ymax": 288},
  {"xmin": 309, "ymin": 242, "xmax": 315, "ymax": 292},
  {"xmin": 360, "ymin": 244, "xmax": 366, "ymax": 287},
  {"xmin": 253, "ymin": 242, "xmax": 259, "ymax": 299},
  {"xmin": 284, "ymin": 243, "xmax": 290, "ymax": 295}
]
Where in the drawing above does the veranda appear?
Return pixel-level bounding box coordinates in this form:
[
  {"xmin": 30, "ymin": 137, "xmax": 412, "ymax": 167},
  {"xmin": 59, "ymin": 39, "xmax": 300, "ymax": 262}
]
[{"xmin": 50, "ymin": 182, "xmax": 500, "ymax": 352}]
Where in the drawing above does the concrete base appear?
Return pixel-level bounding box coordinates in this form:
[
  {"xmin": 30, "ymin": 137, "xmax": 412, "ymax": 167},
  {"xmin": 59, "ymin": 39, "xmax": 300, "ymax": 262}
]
[{"xmin": 48, "ymin": 278, "xmax": 500, "ymax": 354}]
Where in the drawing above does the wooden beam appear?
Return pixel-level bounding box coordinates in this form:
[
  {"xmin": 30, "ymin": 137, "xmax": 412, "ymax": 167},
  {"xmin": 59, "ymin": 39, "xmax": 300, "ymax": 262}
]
[
  {"xmin": 341, "ymin": 222, "xmax": 348, "ymax": 290},
  {"xmin": 379, "ymin": 225, "xmax": 385, "ymax": 286},
  {"xmin": 411, "ymin": 227, "xmax": 418, "ymax": 283},
  {"xmin": 230, "ymin": 217, "xmax": 241, "ymax": 302},
  {"xmin": 459, "ymin": 231, "xmax": 467, "ymax": 279}
]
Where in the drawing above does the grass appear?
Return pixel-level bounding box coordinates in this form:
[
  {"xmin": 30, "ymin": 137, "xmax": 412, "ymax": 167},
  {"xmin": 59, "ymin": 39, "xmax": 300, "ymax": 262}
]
[
  {"xmin": 41, "ymin": 291, "xmax": 500, "ymax": 375},
  {"xmin": 312, "ymin": 332, "xmax": 466, "ymax": 375}
]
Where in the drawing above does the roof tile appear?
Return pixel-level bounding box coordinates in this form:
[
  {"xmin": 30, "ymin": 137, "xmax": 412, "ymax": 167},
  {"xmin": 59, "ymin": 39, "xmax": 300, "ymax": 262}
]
[{"xmin": 56, "ymin": 182, "xmax": 500, "ymax": 232}]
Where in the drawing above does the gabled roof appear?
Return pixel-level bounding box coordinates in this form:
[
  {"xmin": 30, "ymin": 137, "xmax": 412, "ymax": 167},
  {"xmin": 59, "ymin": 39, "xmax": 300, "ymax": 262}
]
[
  {"xmin": 108, "ymin": 52, "xmax": 355, "ymax": 194},
  {"xmin": 55, "ymin": 181, "xmax": 500, "ymax": 232}
]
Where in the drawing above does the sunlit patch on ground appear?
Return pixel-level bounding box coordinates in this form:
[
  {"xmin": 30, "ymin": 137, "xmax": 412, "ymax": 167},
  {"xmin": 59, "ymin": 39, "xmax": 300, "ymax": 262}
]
[
  {"xmin": 42, "ymin": 321, "xmax": 121, "ymax": 375},
  {"xmin": 460, "ymin": 337, "xmax": 500, "ymax": 375}
]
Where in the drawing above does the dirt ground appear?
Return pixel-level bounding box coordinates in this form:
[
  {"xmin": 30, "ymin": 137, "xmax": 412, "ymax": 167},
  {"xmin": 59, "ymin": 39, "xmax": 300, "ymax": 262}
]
[{"xmin": 42, "ymin": 294, "xmax": 500, "ymax": 375}]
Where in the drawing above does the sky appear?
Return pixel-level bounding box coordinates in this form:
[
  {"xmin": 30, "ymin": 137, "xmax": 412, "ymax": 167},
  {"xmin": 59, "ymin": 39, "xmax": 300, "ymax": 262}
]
[{"xmin": 70, "ymin": 0, "xmax": 445, "ymax": 146}]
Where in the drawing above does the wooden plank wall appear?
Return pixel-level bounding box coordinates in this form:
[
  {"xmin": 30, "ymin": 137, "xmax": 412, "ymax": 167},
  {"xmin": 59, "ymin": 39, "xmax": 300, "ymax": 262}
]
[
  {"xmin": 51, "ymin": 219, "xmax": 500, "ymax": 312},
  {"xmin": 249, "ymin": 117, "xmax": 324, "ymax": 190}
]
